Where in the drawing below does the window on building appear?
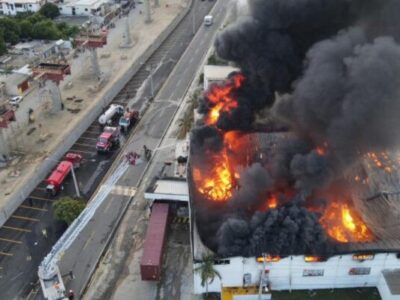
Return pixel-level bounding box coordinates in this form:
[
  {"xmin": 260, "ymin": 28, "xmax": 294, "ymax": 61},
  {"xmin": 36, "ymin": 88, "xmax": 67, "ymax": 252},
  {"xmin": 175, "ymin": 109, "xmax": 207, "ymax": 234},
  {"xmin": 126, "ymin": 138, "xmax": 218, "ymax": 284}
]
[
  {"xmin": 349, "ymin": 267, "xmax": 371, "ymax": 275},
  {"xmin": 214, "ymin": 259, "xmax": 230, "ymax": 265},
  {"xmin": 29, "ymin": 4, "xmax": 32, "ymax": 6},
  {"xmin": 85, "ymin": 8, "xmax": 88, "ymax": 11},
  {"xmin": 15, "ymin": 4, "xmax": 22, "ymax": 8},
  {"xmin": 352, "ymin": 254, "xmax": 374, "ymax": 261},
  {"xmin": 303, "ymin": 269, "xmax": 324, "ymax": 277}
]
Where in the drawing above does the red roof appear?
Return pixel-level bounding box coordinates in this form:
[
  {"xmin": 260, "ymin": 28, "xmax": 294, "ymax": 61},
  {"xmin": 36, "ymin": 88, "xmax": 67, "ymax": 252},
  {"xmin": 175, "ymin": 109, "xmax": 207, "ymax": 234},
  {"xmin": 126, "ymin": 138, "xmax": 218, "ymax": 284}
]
[
  {"xmin": 46, "ymin": 161, "xmax": 72, "ymax": 186},
  {"xmin": 141, "ymin": 203, "xmax": 170, "ymax": 267}
]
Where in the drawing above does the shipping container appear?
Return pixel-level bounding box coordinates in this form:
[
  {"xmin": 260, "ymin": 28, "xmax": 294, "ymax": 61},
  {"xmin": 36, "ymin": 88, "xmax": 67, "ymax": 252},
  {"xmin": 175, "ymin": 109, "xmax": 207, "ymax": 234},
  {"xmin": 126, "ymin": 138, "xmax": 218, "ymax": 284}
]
[{"xmin": 140, "ymin": 202, "xmax": 170, "ymax": 281}]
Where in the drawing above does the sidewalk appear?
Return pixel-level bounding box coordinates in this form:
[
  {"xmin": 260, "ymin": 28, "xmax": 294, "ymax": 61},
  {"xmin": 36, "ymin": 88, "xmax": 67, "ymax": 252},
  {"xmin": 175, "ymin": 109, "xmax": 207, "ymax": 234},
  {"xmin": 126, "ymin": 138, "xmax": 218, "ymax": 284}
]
[{"xmin": 0, "ymin": 0, "xmax": 189, "ymax": 224}]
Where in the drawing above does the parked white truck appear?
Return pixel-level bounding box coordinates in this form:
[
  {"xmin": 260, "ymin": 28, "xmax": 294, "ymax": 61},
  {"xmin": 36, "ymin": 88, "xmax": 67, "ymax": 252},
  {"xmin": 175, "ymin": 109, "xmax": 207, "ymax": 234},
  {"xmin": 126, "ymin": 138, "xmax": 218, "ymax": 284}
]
[{"xmin": 98, "ymin": 104, "xmax": 124, "ymax": 126}]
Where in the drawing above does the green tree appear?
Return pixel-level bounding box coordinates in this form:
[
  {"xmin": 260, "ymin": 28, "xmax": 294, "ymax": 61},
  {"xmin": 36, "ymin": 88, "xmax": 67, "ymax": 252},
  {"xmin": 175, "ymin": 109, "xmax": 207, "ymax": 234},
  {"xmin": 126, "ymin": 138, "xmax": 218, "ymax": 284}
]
[
  {"xmin": 177, "ymin": 110, "xmax": 193, "ymax": 139},
  {"xmin": 0, "ymin": 28, "xmax": 6, "ymax": 56},
  {"xmin": 194, "ymin": 254, "xmax": 221, "ymax": 296},
  {"xmin": 0, "ymin": 37, "xmax": 6, "ymax": 56},
  {"xmin": 39, "ymin": 3, "xmax": 60, "ymax": 19},
  {"xmin": 0, "ymin": 18, "xmax": 20, "ymax": 44},
  {"xmin": 27, "ymin": 12, "xmax": 46, "ymax": 24},
  {"xmin": 53, "ymin": 197, "xmax": 86, "ymax": 225},
  {"xmin": 32, "ymin": 20, "xmax": 61, "ymax": 40},
  {"xmin": 15, "ymin": 11, "xmax": 34, "ymax": 19},
  {"xmin": 19, "ymin": 20, "xmax": 33, "ymax": 39}
]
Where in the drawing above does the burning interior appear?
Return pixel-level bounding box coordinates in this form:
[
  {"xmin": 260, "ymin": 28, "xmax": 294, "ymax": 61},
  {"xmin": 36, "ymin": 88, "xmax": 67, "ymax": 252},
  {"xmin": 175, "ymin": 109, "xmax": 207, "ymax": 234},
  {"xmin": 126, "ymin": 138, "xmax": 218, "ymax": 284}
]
[{"xmin": 190, "ymin": 0, "xmax": 400, "ymax": 258}]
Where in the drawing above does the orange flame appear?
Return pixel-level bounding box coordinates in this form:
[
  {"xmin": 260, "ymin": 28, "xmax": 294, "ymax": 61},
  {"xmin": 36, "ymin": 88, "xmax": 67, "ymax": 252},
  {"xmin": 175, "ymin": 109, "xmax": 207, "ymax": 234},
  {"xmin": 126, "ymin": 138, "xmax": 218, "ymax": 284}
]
[
  {"xmin": 256, "ymin": 255, "xmax": 281, "ymax": 263},
  {"xmin": 193, "ymin": 152, "xmax": 234, "ymax": 202},
  {"xmin": 304, "ymin": 256, "xmax": 325, "ymax": 262},
  {"xmin": 267, "ymin": 196, "xmax": 278, "ymax": 209},
  {"xmin": 319, "ymin": 202, "xmax": 373, "ymax": 243},
  {"xmin": 205, "ymin": 74, "xmax": 245, "ymax": 126},
  {"xmin": 192, "ymin": 131, "xmax": 253, "ymax": 202}
]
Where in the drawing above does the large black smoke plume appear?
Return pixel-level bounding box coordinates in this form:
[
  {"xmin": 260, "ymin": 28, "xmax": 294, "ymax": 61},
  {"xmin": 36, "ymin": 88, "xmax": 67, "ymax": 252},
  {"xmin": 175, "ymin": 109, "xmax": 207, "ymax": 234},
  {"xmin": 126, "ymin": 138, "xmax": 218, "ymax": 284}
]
[{"xmin": 191, "ymin": 0, "xmax": 400, "ymax": 257}]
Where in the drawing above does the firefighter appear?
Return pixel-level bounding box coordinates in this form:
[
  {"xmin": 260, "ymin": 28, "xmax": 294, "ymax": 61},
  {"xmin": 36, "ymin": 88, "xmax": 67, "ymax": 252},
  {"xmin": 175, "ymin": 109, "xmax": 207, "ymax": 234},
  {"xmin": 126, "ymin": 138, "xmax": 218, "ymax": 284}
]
[
  {"xmin": 143, "ymin": 145, "xmax": 152, "ymax": 161},
  {"xmin": 67, "ymin": 289, "xmax": 75, "ymax": 300}
]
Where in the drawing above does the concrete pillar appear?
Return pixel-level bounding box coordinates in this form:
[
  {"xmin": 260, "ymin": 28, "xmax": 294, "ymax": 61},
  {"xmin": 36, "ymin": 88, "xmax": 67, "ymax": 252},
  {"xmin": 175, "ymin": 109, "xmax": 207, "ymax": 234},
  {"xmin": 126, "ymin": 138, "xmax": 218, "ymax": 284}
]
[
  {"xmin": 46, "ymin": 80, "xmax": 63, "ymax": 113},
  {"xmin": 144, "ymin": 0, "xmax": 152, "ymax": 23},
  {"xmin": 0, "ymin": 129, "xmax": 10, "ymax": 157},
  {"xmin": 121, "ymin": 15, "xmax": 133, "ymax": 48},
  {"xmin": 90, "ymin": 48, "xmax": 101, "ymax": 80}
]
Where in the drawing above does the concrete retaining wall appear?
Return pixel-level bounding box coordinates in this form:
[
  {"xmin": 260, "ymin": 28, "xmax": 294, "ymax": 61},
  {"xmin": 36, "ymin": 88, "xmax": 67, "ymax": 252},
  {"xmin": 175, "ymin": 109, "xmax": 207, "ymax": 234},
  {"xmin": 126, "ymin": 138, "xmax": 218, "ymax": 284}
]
[{"xmin": 0, "ymin": 1, "xmax": 192, "ymax": 227}]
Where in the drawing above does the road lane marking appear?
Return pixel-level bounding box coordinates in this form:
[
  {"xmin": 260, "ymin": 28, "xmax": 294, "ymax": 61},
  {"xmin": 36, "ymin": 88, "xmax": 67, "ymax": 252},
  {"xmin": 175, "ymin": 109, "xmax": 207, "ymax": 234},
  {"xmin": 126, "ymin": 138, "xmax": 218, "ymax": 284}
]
[
  {"xmin": 70, "ymin": 149, "xmax": 96, "ymax": 155},
  {"xmin": 82, "ymin": 231, "xmax": 94, "ymax": 250},
  {"xmin": 2, "ymin": 226, "xmax": 31, "ymax": 233},
  {"xmin": 102, "ymin": 185, "xmax": 137, "ymax": 197},
  {"xmin": 29, "ymin": 196, "xmax": 55, "ymax": 202},
  {"xmin": 0, "ymin": 237, "xmax": 22, "ymax": 244},
  {"xmin": 20, "ymin": 205, "xmax": 48, "ymax": 212},
  {"xmin": 11, "ymin": 215, "xmax": 40, "ymax": 222},
  {"xmin": 74, "ymin": 142, "xmax": 95, "ymax": 148},
  {"xmin": 79, "ymin": 137, "xmax": 97, "ymax": 141},
  {"xmin": 0, "ymin": 252, "xmax": 13, "ymax": 257},
  {"xmin": 104, "ymin": 200, "xmax": 113, "ymax": 213},
  {"xmin": 86, "ymin": 130, "xmax": 101, "ymax": 134}
]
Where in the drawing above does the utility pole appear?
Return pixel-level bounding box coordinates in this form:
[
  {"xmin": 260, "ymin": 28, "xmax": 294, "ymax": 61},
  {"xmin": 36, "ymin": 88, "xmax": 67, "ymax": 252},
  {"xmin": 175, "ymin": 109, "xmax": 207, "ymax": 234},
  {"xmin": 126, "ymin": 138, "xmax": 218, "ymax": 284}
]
[
  {"xmin": 191, "ymin": 0, "xmax": 196, "ymax": 35},
  {"xmin": 144, "ymin": 0, "xmax": 152, "ymax": 23}
]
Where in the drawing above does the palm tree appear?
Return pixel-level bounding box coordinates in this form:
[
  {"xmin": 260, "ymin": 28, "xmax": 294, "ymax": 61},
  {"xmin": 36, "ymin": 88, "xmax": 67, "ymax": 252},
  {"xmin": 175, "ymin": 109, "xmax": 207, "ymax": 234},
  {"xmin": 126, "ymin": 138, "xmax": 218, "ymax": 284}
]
[
  {"xmin": 194, "ymin": 254, "xmax": 222, "ymax": 297},
  {"xmin": 177, "ymin": 109, "xmax": 194, "ymax": 139}
]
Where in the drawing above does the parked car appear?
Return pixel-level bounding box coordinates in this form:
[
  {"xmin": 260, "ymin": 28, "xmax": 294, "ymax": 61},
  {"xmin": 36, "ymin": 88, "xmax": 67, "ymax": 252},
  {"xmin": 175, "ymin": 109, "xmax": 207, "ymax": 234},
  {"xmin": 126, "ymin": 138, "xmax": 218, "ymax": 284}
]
[{"xmin": 9, "ymin": 96, "xmax": 23, "ymax": 106}]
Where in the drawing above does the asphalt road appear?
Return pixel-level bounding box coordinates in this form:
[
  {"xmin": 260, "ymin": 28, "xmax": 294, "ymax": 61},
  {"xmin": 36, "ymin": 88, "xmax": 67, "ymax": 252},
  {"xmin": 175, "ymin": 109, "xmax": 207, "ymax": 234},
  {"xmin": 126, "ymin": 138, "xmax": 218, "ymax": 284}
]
[{"xmin": 56, "ymin": 0, "xmax": 230, "ymax": 298}]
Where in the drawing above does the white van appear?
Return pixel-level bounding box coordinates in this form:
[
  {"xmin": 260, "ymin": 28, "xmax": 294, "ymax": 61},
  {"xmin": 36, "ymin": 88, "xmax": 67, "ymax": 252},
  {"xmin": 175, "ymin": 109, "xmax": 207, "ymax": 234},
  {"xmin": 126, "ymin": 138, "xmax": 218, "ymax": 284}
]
[{"xmin": 204, "ymin": 15, "xmax": 213, "ymax": 26}]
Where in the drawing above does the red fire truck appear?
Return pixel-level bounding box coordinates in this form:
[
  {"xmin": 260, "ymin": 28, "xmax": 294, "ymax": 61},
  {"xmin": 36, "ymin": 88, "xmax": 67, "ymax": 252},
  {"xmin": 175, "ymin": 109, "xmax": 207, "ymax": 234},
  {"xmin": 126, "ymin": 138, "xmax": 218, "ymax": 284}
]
[
  {"xmin": 96, "ymin": 126, "xmax": 120, "ymax": 153},
  {"xmin": 45, "ymin": 153, "xmax": 82, "ymax": 196}
]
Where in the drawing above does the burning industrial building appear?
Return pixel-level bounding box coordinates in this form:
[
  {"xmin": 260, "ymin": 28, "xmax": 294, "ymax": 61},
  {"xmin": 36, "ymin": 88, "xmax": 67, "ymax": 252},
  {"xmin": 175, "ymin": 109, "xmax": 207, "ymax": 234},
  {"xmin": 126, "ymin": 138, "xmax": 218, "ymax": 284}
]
[{"xmin": 190, "ymin": 0, "xmax": 400, "ymax": 298}]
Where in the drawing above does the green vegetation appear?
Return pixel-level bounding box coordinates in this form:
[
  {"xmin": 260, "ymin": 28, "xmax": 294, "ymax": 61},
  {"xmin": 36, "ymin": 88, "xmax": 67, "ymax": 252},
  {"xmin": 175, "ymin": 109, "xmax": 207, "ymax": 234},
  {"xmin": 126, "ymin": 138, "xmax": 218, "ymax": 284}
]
[
  {"xmin": 0, "ymin": 9, "xmax": 79, "ymax": 56},
  {"xmin": 207, "ymin": 52, "xmax": 227, "ymax": 66},
  {"xmin": 39, "ymin": 3, "xmax": 60, "ymax": 19},
  {"xmin": 272, "ymin": 288, "xmax": 381, "ymax": 300},
  {"xmin": 177, "ymin": 90, "xmax": 200, "ymax": 139},
  {"xmin": 53, "ymin": 197, "xmax": 86, "ymax": 225},
  {"xmin": 194, "ymin": 254, "xmax": 222, "ymax": 296}
]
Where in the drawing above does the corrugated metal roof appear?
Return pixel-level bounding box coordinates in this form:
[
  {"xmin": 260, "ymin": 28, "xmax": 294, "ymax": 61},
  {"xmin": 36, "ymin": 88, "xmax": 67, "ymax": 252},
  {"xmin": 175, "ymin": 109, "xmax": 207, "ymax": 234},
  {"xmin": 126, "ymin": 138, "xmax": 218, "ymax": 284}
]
[
  {"xmin": 204, "ymin": 65, "xmax": 240, "ymax": 81},
  {"xmin": 154, "ymin": 180, "xmax": 188, "ymax": 196}
]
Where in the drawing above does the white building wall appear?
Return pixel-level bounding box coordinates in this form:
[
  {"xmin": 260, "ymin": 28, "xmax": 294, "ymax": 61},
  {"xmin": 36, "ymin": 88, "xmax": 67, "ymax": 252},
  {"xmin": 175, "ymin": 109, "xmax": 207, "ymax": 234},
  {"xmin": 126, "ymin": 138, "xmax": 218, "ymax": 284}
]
[
  {"xmin": 58, "ymin": 2, "xmax": 102, "ymax": 16},
  {"xmin": 194, "ymin": 253, "xmax": 400, "ymax": 294},
  {"xmin": 1, "ymin": 0, "xmax": 42, "ymax": 15}
]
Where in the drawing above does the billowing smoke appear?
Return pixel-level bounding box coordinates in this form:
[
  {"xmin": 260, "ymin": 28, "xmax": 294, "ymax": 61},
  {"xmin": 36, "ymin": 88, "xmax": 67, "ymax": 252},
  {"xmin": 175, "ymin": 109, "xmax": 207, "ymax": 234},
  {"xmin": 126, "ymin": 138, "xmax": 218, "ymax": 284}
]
[{"xmin": 191, "ymin": 0, "xmax": 400, "ymax": 258}]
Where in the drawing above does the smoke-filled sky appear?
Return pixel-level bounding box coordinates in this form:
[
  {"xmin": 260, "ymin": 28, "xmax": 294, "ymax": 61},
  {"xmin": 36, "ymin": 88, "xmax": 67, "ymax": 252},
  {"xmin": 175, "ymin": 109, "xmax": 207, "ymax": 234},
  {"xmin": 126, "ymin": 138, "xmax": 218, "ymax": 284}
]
[{"xmin": 191, "ymin": 0, "xmax": 400, "ymax": 258}]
